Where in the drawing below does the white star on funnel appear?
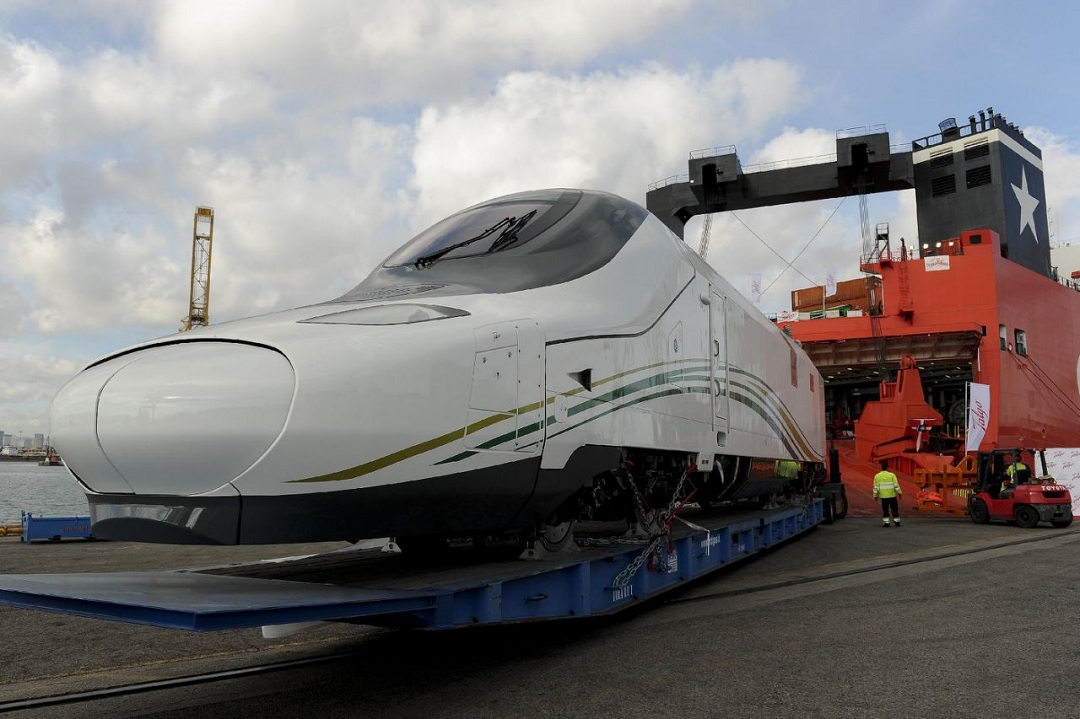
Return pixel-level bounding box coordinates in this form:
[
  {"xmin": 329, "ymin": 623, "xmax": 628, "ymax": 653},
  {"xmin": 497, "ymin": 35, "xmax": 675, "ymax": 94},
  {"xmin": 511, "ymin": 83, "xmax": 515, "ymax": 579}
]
[{"xmin": 1011, "ymin": 167, "xmax": 1040, "ymax": 242}]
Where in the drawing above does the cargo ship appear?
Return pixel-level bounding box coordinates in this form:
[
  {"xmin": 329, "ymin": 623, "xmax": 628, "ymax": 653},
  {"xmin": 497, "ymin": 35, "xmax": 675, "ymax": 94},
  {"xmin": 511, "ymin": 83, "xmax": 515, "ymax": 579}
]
[
  {"xmin": 774, "ymin": 111, "xmax": 1080, "ymax": 513},
  {"xmin": 645, "ymin": 108, "xmax": 1080, "ymax": 515},
  {"xmin": 778, "ymin": 111, "xmax": 1080, "ymax": 449}
]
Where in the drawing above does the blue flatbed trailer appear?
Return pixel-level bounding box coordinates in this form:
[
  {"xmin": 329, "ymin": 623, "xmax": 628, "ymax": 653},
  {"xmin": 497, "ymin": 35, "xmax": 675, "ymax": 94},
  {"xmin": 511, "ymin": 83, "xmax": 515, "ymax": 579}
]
[{"xmin": 0, "ymin": 500, "xmax": 824, "ymax": 631}]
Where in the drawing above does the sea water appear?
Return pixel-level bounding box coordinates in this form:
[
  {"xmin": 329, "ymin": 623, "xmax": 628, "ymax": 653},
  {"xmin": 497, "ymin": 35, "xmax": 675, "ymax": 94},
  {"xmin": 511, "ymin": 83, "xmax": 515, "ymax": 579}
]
[{"xmin": 0, "ymin": 462, "xmax": 89, "ymax": 524}]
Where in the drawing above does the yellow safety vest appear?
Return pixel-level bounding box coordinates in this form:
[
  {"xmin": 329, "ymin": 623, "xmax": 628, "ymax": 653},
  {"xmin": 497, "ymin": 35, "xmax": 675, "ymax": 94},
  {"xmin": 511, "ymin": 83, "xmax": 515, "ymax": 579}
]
[
  {"xmin": 1005, "ymin": 462, "xmax": 1028, "ymax": 477},
  {"xmin": 873, "ymin": 470, "xmax": 902, "ymax": 499}
]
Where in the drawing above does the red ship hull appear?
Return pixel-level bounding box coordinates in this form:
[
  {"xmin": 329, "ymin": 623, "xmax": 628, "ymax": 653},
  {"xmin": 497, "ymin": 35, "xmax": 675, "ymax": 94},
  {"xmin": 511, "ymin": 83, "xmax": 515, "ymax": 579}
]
[{"xmin": 779, "ymin": 228, "xmax": 1080, "ymax": 452}]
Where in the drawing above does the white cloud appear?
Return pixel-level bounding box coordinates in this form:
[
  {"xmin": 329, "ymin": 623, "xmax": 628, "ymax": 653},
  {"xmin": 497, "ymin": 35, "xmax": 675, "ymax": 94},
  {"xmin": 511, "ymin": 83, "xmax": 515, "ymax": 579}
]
[
  {"xmin": 170, "ymin": 116, "xmax": 415, "ymax": 319},
  {"xmin": 696, "ymin": 201, "xmax": 861, "ymax": 315},
  {"xmin": 0, "ymin": 351, "xmax": 80, "ymax": 436},
  {"xmin": 1026, "ymin": 126, "xmax": 1080, "ymax": 245},
  {"xmin": 0, "ymin": 3, "xmax": 802, "ymax": 341},
  {"xmin": 74, "ymin": 48, "xmax": 276, "ymax": 143},
  {"xmin": 747, "ymin": 127, "xmax": 835, "ymax": 168},
  {"xmin": 151, "ymin": 0, "xmax": 699, "ymax": 106},
  {"xmin": 0, "ymin": 34, "xmax": 63, "ymax": 190},
  {"xmin": 0, "ymin": 274, "xmax": 31, "ymax": 337},
  {"xmin": 1, "ymin": 206, "xmax": 185, "ymax": 333},
  {"xmin": 0, "ymin": 353, "xmax": 78, "ymax": 401},
  {"xmin": 410, "ymin": 60, "xmax": 803, "ymax": 226}
]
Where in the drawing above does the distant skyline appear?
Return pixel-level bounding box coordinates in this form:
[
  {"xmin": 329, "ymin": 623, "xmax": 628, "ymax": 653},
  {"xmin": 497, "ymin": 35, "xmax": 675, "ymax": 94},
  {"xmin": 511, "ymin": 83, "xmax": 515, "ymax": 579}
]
[
  {"xmin": 0, "ymin": 430, "xmax": 46, "ymax": 448},
  {"xmin": 3, "ymin": 1, "xmax": 1080, "ymax": 434}
]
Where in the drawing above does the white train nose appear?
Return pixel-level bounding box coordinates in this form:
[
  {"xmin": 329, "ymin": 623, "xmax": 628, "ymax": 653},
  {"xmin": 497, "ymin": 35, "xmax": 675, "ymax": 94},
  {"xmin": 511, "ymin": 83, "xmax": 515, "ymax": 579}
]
[{"xmin": 52, "ymin": 342, "xmax": 294, "ymax": 496}]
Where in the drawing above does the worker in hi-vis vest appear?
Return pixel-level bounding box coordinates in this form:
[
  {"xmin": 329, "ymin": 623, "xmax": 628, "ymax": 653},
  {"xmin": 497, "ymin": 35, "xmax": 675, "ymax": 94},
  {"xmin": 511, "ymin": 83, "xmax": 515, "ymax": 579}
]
[
  {"xmin": 1000, "ymin": 454, "xmax": 1028, "ymax": 497},
  {"xmin": 873, "ymin": 461, "xmax": 902, "ymax": 527}
]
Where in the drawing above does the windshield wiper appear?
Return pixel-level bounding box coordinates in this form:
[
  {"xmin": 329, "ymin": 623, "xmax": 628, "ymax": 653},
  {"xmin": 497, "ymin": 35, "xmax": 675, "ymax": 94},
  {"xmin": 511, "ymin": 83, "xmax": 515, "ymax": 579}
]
[
  {"xmin": 414, "ymin": 211, "xmax": 537, "ymax": 268},
  {"xmin": 486, "ymin": 210, "xmax": 537, "ymax": 254},
  {"xmin": 414, "ymin": 216, "xmax": 514, "ymax": 269}
]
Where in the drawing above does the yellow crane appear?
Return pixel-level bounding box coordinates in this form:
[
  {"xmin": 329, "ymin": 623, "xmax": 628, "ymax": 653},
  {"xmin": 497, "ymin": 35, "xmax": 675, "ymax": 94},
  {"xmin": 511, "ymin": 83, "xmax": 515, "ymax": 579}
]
[{"xmin": 181, "ymin": 206, "xmax": 214, "ymax": 331}]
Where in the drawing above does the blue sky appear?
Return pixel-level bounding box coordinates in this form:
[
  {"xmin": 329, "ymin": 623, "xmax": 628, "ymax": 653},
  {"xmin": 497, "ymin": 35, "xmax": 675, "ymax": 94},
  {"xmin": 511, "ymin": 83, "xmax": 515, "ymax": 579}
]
[{"xmin": 2, "ymin": 0, "xmax": 1079, "ymax": 440}]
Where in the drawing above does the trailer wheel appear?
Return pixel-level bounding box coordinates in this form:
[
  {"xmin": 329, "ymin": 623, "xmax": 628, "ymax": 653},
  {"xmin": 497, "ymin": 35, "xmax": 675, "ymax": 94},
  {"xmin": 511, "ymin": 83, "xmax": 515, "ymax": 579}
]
[
  {"xmin": 833, "ymin": 489, "xmax": 848, "ymax": 520},
  {"xmin": 817, "ymin": 488, "xmax": 847, "ymax": 524},
  {"xmin": 969, "ymin": 499, "xmax": 990, "ymax": 524},
  {"xmin": 1052, "ymin": 516, "xmax": 1074, "ymax": 528},
  {"xmin": 822, "ymin": 495, "xmax": 835, "ymax": 525},
  {"xmin": 1014, "ymin": 504, "xmax": 1040, "ymax": 529}
]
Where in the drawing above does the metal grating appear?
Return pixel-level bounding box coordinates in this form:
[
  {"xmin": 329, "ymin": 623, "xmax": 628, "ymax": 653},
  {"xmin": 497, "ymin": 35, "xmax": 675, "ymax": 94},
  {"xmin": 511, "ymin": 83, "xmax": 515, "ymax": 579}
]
[
  {"xmin": 930, "ymin": 152, "xmax": 955, "ymax": 169},
  {"xmin": 966, "ymin": 165, "xmax": 992, "ymax": 189},
  {"xmin": 932, "ymin": 174, "xmax": 957, "ymax": 197}
]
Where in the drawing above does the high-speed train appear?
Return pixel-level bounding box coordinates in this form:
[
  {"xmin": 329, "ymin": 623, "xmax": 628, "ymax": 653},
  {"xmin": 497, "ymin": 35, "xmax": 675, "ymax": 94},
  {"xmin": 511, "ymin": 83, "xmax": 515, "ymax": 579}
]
[{"xmin": 50, "ymin": 189, "xmax": 825, "ymax": 546}]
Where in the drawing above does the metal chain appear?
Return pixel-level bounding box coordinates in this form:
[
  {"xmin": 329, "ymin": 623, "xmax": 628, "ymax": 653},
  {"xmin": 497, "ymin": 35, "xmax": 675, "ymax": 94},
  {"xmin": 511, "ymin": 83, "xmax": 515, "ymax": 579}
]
[
  {"xmin": 662, "ymin": 464, "xmax": 696, "ymax": 520},
  {"xmin": 610, "ymin": 462, "xmax": 822, "ymax": 590},
  {"xmin": 611, "ymin": 464, "xmax": 697, "ymax": 589},
  {"xmin": 579, "ymin": 535, "xmax": 650, "ymax": 547},
  {"xmin": 611, "ymin": 534, "xmax": 666, "ymax": 588},
  {"xmin": 623, "ymin": 470, "xmax": 659, "ymax": 534}
]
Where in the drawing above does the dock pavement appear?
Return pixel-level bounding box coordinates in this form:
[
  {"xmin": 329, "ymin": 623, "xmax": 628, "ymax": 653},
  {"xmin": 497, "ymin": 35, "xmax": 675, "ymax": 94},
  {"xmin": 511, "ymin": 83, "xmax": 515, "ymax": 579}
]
[{"xmin": 1, "ymin": 516, "xmax": 1078, "ymax": 717}]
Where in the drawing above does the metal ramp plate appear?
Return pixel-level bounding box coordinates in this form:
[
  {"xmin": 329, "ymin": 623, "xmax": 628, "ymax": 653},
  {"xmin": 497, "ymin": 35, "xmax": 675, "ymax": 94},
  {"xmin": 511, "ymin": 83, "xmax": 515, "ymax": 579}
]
[{"xmin": 0, "ymin": 572, "xmax": 433, "ymax": 631}]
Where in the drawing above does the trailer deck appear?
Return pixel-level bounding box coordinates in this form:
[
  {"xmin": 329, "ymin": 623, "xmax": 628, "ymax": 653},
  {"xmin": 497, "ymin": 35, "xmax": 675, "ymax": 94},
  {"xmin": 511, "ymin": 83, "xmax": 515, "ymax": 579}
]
[{"xmin": 0, "ymin": 500, "xmax": 823, "ymax": 631}]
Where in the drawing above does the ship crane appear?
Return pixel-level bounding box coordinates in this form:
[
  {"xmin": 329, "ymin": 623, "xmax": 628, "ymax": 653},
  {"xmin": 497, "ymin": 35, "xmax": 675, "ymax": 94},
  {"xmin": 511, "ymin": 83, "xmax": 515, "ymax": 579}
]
[{"xmin": 181, "ymin": 206, "xmax": 214, "ymax": 331}]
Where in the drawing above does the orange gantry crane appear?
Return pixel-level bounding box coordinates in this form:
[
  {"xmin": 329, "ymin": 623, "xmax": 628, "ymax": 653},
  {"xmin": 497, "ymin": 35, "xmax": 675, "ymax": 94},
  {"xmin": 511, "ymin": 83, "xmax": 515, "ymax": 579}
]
[{"xmin": 181, "ymin": 206, "xmax": 214, "ymax": 331}]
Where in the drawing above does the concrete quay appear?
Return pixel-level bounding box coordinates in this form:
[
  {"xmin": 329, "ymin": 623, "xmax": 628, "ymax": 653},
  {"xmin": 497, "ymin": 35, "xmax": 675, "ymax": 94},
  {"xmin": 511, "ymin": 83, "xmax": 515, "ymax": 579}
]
[{"xmin": 1, "ymin": 517, "xmax": 1078, "ymax": 718}]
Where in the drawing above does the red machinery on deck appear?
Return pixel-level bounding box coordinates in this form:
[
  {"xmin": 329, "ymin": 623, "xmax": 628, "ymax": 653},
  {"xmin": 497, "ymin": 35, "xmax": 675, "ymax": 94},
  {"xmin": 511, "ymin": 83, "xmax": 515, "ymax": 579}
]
[{"xmin": 853, "ymin": 355, "xmax": 956, "ymax": 472}]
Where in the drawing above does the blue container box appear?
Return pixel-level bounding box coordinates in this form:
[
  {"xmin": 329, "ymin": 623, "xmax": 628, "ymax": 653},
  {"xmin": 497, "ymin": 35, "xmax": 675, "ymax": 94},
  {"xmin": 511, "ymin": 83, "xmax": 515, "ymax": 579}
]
[{"xmin": 21, "ymin": 512, "xmax": 93, "ymax": 543}]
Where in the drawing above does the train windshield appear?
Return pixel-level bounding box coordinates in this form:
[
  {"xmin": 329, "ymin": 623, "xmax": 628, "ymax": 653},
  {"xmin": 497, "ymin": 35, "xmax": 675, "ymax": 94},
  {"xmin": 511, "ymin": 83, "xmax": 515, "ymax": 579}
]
[
  {"xmin": 336, "ymin": 189, "xmax": 649, "ymax": 301},
  {"xmin": 384, "ymin": 190, "xmax": 579, "ymax": 268}
]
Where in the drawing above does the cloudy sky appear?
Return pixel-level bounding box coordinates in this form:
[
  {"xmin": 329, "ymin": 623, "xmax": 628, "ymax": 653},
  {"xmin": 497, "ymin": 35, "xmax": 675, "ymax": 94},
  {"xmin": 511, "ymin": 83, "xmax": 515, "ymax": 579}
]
[{"xmin": 2, "ymin": 0, "xmax": 1080, "ymax": 440}]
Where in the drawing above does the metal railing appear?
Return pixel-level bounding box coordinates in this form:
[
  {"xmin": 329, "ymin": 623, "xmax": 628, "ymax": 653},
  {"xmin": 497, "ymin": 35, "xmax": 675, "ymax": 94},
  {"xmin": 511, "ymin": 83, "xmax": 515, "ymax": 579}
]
[
  {"xmin": 647, "ymin": 174, "xmax": 689, "ymax": 191},
  {"xmin": 688, "ymin": 144, "xmax": 737, "ymax": 160}
]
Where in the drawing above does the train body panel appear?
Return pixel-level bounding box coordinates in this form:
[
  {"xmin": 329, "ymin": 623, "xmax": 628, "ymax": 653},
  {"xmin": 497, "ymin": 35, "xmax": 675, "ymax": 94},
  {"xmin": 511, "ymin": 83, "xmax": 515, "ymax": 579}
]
[{"xmin": 50, "ymin": 189, "xmax": 825, "ymax": 544}]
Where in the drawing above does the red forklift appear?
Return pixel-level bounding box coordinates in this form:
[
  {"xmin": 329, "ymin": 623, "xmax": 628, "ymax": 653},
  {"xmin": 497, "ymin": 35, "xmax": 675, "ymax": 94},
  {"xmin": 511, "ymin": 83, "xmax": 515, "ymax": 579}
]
[{"xmin": 967, "ymin": 449, "xmax": 1073, "ymax": 528}]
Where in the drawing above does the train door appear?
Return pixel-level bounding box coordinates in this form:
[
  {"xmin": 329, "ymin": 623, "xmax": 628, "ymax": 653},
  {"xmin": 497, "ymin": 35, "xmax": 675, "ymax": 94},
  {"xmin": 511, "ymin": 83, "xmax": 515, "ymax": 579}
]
[
  {"xmin": 666, "ymin": 321, "xmax": 686, "ymax": 390},
  {"xmin": 711, "ymin": 291, "xmax": 728, "ymax": 445},
  {"xmin": 466, "ymin": 320, "xmax": 546, "ymax": 454},
  {"xmin": 515, "ymin": 320, "xmax": 546, "ymax": 452}
]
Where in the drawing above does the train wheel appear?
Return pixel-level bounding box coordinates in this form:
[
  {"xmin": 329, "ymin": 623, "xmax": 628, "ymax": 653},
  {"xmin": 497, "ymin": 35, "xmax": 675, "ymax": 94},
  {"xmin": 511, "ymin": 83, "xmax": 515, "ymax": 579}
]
[
  {"xmin": 1014, "ymin": 504, "xmax": 1040, "ymax": 528},
  {"xmin": 538, "ymin": 520, "xmax": 575, "ymax": 553},
  {"xmin": 969, "ymin": 499, "xmax": 990, "ymax": 524}
]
